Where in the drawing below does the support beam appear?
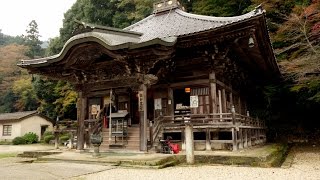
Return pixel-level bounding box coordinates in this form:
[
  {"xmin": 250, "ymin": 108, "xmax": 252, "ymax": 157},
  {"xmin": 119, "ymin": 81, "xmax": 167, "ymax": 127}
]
[
  {"xmin": 218, "ymin": 90, "xmax": 222, "ymax": 120},
  {"xmin": 231, "ymin": 106, "xmax": 238, "ymax": 151},
  {"xmin": 209, "ymin": 72, "xmax": 218, "ymax": 114},
  {"xmin": 239, "ymin": 129, "xmax": 244, "ymax": 149},
  {"xmin": 168, "ymin": 87, "xmax": 174, "ymax": 119},
  {"xmin": 244, "ymin": 129, "xmax": 248, "ymax": 148},
  {"xmin": 206, "ymin": 128, "xmax": 211, "ymax": 151},
  {"xmin": 248, "ymin": 130, "xmax": 252, "ymax": 147},
  {"xmin": 222, "ymin": 88, "xmax": 227, "ymax": 113},
  {"xmin": 139, "ymin": 84, "xmax": 148, "ymax": 151},
  {"xmin": 77, "ymin": 91, "xmax": 86, "ymax": 150}
]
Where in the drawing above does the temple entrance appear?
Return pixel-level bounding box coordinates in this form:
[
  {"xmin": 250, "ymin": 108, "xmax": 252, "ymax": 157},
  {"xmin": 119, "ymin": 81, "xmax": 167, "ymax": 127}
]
[{"xmin": 173, "ymin": 88, "xmax": 191, "ymax": 116}]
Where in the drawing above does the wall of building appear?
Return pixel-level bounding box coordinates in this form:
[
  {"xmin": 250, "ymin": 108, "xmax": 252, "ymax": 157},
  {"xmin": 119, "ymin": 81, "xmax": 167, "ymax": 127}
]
[
  {"xmin": 20, "ymin": 115, "xmax": 53, "ymax": 140},
  {"xmin": 0, "ymin": 120, "xmax": 21, "ymax": 141}
]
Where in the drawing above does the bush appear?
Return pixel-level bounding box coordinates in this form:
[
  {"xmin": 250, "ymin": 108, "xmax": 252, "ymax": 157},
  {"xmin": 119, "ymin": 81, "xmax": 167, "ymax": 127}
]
[
  {"xmin": 23, "ymin": 132, "xmax": 39, "ymax": 144},
  {"xmin": 44, "ymin": 135, "xmax": 55, "ymax": 144},
  {"xmin": 59, "ymin": 134, "xmax": 70, "ymax": 143},
  {"xmin": 43, "ymin": 131, "xmax": 53, "ymax": 137},
  {"xmin": 12, "ymin": 137, "xmax": 26, "ymax": 145}
]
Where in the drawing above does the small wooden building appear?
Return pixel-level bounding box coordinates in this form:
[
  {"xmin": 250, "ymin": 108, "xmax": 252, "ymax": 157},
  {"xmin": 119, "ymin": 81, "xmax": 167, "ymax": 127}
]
[{"xmin": 18, "ymin": 0, "xmax": 280, "ymax": 152}]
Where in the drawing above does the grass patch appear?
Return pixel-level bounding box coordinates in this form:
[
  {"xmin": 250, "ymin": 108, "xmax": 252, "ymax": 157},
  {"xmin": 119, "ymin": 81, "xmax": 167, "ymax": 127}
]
[
  {"xmin": 0, "ymin": 153, "xmax": 17, "ymax": 159},
  {"xmin": 0, "ymin": 141, "xmax": 12, "ymax": 145}
]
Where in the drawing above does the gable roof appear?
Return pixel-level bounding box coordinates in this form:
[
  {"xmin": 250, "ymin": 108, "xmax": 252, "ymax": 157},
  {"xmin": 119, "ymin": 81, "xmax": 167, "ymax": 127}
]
[{"xmin": 0, "ymin": 111, "xmax": 52, "ymax": 124}]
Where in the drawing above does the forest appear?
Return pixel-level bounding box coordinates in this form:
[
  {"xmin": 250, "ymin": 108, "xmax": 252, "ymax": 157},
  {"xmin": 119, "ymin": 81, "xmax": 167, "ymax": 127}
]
[{"xmin": 0, "ymin": 0, "xmax": 319, "ymax": 140}]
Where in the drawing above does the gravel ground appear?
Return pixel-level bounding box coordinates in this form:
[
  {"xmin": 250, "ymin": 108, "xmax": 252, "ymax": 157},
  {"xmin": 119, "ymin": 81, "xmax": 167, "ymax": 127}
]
[{"xmin": 78, "ymin": 145, "xmax": 320, "ymax": 180}]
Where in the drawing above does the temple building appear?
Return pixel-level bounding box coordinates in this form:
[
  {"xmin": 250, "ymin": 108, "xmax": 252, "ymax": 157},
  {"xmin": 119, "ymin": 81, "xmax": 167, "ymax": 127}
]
[{"xmin": 18, "ymin": 0, "xmax": 280, "ymax": 152}]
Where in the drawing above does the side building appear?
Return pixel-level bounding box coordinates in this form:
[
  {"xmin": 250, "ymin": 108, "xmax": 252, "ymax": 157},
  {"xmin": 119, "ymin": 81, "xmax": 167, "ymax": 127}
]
[{"xmin": 0, "ymin": 111, "xmax": 53, "ymax": 141}]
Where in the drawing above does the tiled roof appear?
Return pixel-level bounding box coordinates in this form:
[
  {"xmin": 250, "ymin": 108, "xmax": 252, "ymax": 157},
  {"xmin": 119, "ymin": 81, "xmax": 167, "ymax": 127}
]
[
  {"xmin": 0, "ymin": 111, "xmax": 37, "ymax": 121},
  {"xmin": 125, "ymin": 6, "xmax": 265, "ymax": 42}
]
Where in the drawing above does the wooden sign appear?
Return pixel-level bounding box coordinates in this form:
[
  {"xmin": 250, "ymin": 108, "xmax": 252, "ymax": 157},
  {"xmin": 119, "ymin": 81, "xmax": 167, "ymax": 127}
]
[
  {"xmin": 138, "ymin": 91, "xmax": 144, "ymax": 111},
  {"xmin": 91, "ymin": 105, "xmax": 100, "ymax": 115},
  {"xmin": 190, "ymin": 96, "xmax": 199, "ymax": 108},
  {"xmin": 154, "ymin": 98, "xmax": 162, "ymax": 110}
]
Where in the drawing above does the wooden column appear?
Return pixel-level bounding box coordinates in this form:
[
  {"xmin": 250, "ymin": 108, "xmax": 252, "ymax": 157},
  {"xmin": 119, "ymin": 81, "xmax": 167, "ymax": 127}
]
[
  {"xmin": 181, "ymin": 129, "xmax": 186, "ymax": 150},
  {"xmin": 238, "ymin": 96, "xmax": 242, "ymax": 115},
  {"xmin": 77, "ymin": 91, "xmax": 86, "ymax": 150},
  {"xmin": 206, "ymin": 128, "xmax": 211, "ymax": 151},
  {"xmin": 139, "ymin": 84, "xmax": 148, "ymax": 151},
  {"xmin": 218, "ymin": 90, "xmax": 222, "ymax": 120},
  {"xmin": 209, "ymin": 72, "xmax": 217, "ymax": 114},
  {"xmin": 222, "ymin": 88, "xmax": 227, "ymax": 113},
  {"xmin": 168, "ymin": 87, "xmax": 174, "ymax": 119},
  {"xmin": 231, "ymin": 106, "xmax": 238, "ymax": 151},
  {"xmin": 248, "ymin": 129, "xmax": 252, "ymax": 147},
  {"xmin": 244, "ymin": 129, "xmax": 248, "ymax": 148},
  {"xmin": 239, "ymin": 129, "xmax": 244, "ymax": 149}
]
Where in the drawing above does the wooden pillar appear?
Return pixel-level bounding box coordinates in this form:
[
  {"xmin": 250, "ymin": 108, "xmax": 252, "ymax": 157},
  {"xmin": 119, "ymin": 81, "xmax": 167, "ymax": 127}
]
[
  {"xmin": 218, "ymin": 90, "xmax": 222, "ymax": 120},
  {"xmin": 222, "ymin": 88, "xmax": 227, "ymax": 113},
  {"xmin": 168, "ymin": 87, "xmax": 174, "ymax": 119},
  {"xmin": 185, "ymin": 123, "xmax": 194, "ymax": 164},
  {"xmin": 244, "ymin": 129, "xmax": 248, "ymax": 148},
  {"xmin": 206, "ymin": 128, "xmax": 211, "ymax": 151},
  {"xmin": 231, "ymin": 106, "xmax": 238, "ymax": 151},
  {"xmin": 77, "ymin": 91, "xmax": 86, "ymax": 150},
  {"xmin": 209, "ymin": 72, "xmax": 217, "ymax": 114},
  {"xmin": 239, "ymin": 129, "xmax": 244, "ymax": 149},
  {"xmin": 238, "ymin": 96, "xmax": 242, "ymax": 115},
  {"xmin": 181, "ymin": 129, "xmax": 186, "ymax": 150},
  {"xmin": 248, "ymin": 129, "xmax": 252, "ymax": 147},
  {"xmin": 139, "ymin": 84, "xmax": 148, "ymax": 151}
]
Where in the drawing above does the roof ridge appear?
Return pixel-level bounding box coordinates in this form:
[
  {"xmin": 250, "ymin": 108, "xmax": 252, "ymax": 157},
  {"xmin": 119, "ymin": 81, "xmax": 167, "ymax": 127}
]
[{"xmin": 175, "ymin": 7, "xmax": 264, "ymax": 23}]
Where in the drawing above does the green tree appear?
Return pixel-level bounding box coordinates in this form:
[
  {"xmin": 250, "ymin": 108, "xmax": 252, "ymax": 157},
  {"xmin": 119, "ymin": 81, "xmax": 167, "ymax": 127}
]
[
  {"xmin": 24, "ymin": 20, "xmax": 43, "ymax": 58},
  {"xmin": 12, "ymin": 77, "xmax": 38, "ymax": 111},
  {"xmin": 192, "ymin": 0, "xmax": 251, "ymax": 17}
]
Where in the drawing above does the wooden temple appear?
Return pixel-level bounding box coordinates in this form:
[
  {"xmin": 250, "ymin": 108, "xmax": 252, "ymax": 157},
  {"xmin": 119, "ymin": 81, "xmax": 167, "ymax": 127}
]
[{"xmin": 18, "ymin": 0, "xmax": 280, "ymax": 152}]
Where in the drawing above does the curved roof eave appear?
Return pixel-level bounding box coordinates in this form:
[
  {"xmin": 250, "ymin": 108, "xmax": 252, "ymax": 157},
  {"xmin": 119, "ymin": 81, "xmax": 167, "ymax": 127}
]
[{"xmin": 18, "ymin": 32, "xmax": 177, "ymax": 67}]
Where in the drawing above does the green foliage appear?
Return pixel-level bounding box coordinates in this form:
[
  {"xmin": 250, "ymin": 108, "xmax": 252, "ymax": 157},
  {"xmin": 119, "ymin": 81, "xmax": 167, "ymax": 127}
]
[
  {"xmin": 12, "ymin": 137, "xmax": 26, "ymax": 145},
  {"xmin": 59, "ymin": 134, "xmax": 70, "ymax": 142},
  {"xmin": 32, "ymin": 76, "xmax": 77, "ymax": 119},
  {"xmin": 44, "ymin": 135, "xmax": 55, "ymax": 144},
  {"xmin": 23, "ymin": 132, "xmax": 39, "ymax": 144},
  {"xmin": 23, "ymin": 20, "xmax": 44, "ymax": 58},
  {"xmin": 192, "ymin": 0, "xmax": 251, "ymax": 17},
  {"xmin": 12, "ymin": 77, "xmax": 38, "ymax": 111}
]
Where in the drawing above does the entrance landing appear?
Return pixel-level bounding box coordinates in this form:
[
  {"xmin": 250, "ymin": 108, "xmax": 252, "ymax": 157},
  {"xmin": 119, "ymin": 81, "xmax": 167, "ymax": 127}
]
[{"xmin": 22, "ymin": 144, "xmax": 287, "ymax": 168}]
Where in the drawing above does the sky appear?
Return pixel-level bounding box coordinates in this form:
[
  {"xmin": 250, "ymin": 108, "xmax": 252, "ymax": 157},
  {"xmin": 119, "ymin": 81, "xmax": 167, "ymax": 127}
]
[{"xmin": 0, "ymin": 0, "xmax": 77, "ymax": 41}]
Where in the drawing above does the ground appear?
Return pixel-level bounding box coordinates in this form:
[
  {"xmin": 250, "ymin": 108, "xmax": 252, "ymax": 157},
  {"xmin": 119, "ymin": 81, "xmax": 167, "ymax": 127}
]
[{"xmin": 0, "ymin": 144, "xmax": 319, "ymax": 180}]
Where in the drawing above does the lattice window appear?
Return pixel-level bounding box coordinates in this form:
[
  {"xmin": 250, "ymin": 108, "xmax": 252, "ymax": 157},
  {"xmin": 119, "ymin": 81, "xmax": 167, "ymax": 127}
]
[{"xmin": 3, "ymin": 125, "xmax": 12, "ymax": 136}]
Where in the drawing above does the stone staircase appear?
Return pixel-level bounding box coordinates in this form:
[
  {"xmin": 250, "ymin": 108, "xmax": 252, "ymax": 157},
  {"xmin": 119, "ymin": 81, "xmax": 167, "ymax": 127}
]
[{"xmin": 100, "ymin": 125, "xmax": 140, "ymax": 151}]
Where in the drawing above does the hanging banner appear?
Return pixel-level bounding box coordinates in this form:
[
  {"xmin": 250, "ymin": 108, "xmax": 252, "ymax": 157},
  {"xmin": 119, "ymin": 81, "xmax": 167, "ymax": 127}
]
[
  {"xmin": 190, "ymin": 96, "xmax": 199, "ymax": 108},
  {"xmin": 138, "ymin": 91, "xmax": 144, "ymax": 111},
  {"xmin": 154, "ymin": 98, "xmax": 162, "ymax": 110}
]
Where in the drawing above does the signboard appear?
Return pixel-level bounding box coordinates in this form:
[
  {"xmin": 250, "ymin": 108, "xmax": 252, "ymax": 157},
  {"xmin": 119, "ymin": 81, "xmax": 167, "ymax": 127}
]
[
  {"xmin": 190, "ymin": 96, "xmax": 199, "ymax": 108},
  {"xmin": 91, "ymin": 105, "xmax": 100, "ymax": 115},
  {"xmin": 138, "ymin": 91, "xmax": 144, "ymax": 111},
  {"xmin": 154, "ymin": 98, "xmax": 162, "ymax": 110}
]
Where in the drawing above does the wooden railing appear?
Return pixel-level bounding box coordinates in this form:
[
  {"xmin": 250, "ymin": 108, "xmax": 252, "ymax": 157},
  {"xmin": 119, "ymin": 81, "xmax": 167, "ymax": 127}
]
[{"xmin": 150, "ymin": 112, "xmax": 265, "ymax": 148}]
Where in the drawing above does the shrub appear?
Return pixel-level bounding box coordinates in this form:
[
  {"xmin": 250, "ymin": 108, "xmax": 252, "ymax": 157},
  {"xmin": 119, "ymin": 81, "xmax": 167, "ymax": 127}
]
[
  {"xmin": 12, "ymin": 137, "xmax": 26, "ymax": 145},
  {"xmin": 59, "ymin": 134, "xmax": 70, "ymax": 143},
  {"xmin": 23, "ymin": 132, "xmax": 39, "ymax": 144},
  {"xmin": 44, "ymin": 135, "xmax": 55, "ymax": 144},
  {"xmin": 43, "ymin": 131, "xmax": 53, "ymax": 137}
]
